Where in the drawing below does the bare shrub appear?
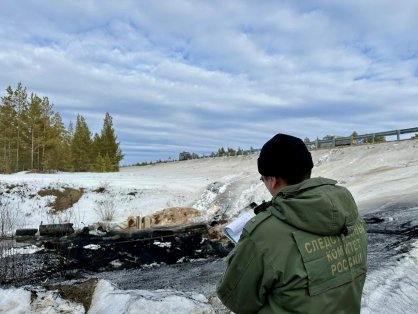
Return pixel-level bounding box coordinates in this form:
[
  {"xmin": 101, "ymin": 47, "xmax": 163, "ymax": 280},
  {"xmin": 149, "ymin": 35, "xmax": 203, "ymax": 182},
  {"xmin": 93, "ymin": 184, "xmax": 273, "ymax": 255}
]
[
  {"xmin": 93, "ymin": 181, "xmax": 110, "ymax": 193},
  {"xmin": 68, "ymin": 205, "xmax": 85, "ymax": 230},
  {"xmin": 94, "ymin": 196, "xmax": 116, "ymax": 221},
  {"xmin": 45, "ymin": 205, "xmax": 85, "ymax": 230},
  {"xmin": 0, "ymin": 200, "xmax": 20, "ymax": 237}
]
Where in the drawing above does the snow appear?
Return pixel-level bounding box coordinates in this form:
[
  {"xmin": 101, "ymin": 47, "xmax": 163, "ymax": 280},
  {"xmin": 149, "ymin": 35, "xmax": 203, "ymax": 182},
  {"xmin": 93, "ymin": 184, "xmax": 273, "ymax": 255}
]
[
  {"xmin": 83, "ymin": 244, "xmax": 101, "ymax": 250},
  {"xmin": 1, "ymin": 140, "xmax": 418, "ymax": 313},
  {"xmin": 88, "ymin": 280, "xmax": 214, "ymax": 314},
  {"xmin": 0, "ymin": 287, "xmax": 31, "ymax": 314},
  {"xmin": 1, "ymin": 245, "xmax": 43, "ymax": 257},
  {"xmin": 153, "ymin": 240, "xmax": 172, "ymax": 248},
  {"xmin": 0, "ymin": 286, "xmax": 84, "ymax": 313}
]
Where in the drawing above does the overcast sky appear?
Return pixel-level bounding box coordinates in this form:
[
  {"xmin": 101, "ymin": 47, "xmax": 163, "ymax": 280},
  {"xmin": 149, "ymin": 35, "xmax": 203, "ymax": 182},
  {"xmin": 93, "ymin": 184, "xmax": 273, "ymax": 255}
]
[{"xmin": 1, "ymin": 1, "xmax": 417, "ymax": 164}]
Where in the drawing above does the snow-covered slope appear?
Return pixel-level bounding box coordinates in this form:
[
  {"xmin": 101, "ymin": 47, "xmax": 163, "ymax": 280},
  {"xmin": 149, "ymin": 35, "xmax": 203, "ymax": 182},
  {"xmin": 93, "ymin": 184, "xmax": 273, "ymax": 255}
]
[
  {"xmin": 1, "ymin": 139, "xmax": 418, "ymax": 313},
  {"xmin": 1, "ymin": 140, "xmax": 417, "ymax": 231}
]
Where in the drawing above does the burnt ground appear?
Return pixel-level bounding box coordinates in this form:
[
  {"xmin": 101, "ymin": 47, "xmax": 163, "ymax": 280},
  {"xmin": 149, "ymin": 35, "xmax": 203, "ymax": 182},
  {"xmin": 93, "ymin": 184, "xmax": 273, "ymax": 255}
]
[
  {"xmin": 362, "ymin": 201, "xmax": 418, "ymax": 271},
  {"xmin": 90, "ymin": 201, "xmax": 418, "ymax": 297},
  {"xmin": 1, "ymin": 201, "xmax": 418, "ymax": 313},
  {"xmin": 0, "ymin": 223, "xmax": 233, "ymax": 287},
  {"xmin": 92, "ymin": 257, "xmax": 226, "ymax": 295}
]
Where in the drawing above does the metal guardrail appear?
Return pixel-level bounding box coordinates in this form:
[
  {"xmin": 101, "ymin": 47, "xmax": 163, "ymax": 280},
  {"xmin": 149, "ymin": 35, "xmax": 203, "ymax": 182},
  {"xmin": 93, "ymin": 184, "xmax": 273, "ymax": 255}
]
[
  {"xmin": 178, "ymin": 127, "xmax": 417, "ymax": 159},
  {"xmin": 306, "ymin": 127, "xmax": 418, "ymax": 149}
]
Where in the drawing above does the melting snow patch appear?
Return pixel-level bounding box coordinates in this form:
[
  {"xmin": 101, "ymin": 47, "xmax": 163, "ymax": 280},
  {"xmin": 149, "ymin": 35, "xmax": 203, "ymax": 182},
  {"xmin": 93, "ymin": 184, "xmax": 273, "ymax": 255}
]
[
  {"xmin": 176, "ymin": 257, "xmax": 186, "ymax": 263},
  {"xmin": 84, "ymin": 244, "xmax": 101, "ymax": 250},
  {"xmin": 0, "ymin": 286, "xmax": 84, "ymax": 313},
  {"xmin": 142, "ymin": 262, "xmax": 160, "ymax": 269},
  {"xmin": 153, "ymin": 241, "xmax": 171, "ymax": 248},
  {"xmin": 31, "ymin": 290, "xmax": 85, "ymax": 313},
  {"xmin": 1, "ymin": 245, "xmax": 43, "ymax": 257},
  {"xmin": 89, "ymin": 280, "xmax": 214, "ymax": 314},
  {"xmin": 0, "ymin": 287, "xmax": 31, "ymax": 313},
  {"xmin": 193, "ymin": 182, "xmax": 228, "ymax": 211},
  {"xmin": 110, "ymin": 259, "xmax": 123, "ymax": 267}
]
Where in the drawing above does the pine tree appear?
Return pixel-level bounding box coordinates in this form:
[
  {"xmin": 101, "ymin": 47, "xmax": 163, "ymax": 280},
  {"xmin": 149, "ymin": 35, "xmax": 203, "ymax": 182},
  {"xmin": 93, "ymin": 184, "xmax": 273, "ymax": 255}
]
[
  {"xmin": 71, "ymin": 114, "xmax": 93, "ymax": 171},
  {"xmin": 91, "ymin": 133, "xmax": 102, "ymax": 163},
  {"xmin": 0, "ymin": 92, "xmax": 17, "ymax": 173},
  {"xmin": 13, "ymin": 83, "xmax": 28, "ymax": 171},
  {"xmin": 92, "ymin": 153, "xmax": 114, "ymax": 172},
  {"xmin": 97, "ymin": 112, "xmax": 123, "ymax": 171},
  {"xmin": 0, "ymin": 83, "xmax": 28, "ymax": 172},
  {"xmin": 227, "ymin": 147, "xmax": 236, "ymax": 156},
  {"xmin": 23, "ymin": 93, "xmax": 44, "ymax": 170},
  {"xmin": 1, "ymin": 85, "xmax": 125, "ymax": 173},
  {"xmin": 60, "ymin": 121, "xmax": 74, "ymax": 171},
  {"xmin": 39, "ymin": 96, "xmax": 54, "ymax": 170},
  {"xmin": 42, "ymin": 113, "xmax": 69, "ymax": 171},
  {"xmin": 92, "ymin": 153, "xmax": 105, "ymax": 172}
]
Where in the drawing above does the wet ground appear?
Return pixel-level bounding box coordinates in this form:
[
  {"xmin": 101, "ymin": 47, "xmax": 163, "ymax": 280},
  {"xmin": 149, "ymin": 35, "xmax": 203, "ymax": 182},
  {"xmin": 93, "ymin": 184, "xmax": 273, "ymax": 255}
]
[
  {"xmin": 363, "ymin": 201, "xmax": 418, "ymax": 270},
  {"xmin": 92, "ymin": 257, "xmax": 226, "ymax": 297}
]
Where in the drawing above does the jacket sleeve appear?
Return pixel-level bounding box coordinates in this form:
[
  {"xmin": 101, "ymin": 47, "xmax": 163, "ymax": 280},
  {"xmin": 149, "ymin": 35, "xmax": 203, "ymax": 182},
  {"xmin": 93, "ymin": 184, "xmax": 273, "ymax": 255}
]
[{"xmin": 216, "ymin": 233, "xmax": 275, "ymax": 314}]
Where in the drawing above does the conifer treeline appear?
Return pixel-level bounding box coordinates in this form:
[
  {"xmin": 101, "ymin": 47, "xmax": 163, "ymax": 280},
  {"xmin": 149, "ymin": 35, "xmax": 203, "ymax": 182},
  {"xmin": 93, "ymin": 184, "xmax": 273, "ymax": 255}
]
[{"xmin": 0, "ymin": 83, "xmax": 123, "ymax": 173}]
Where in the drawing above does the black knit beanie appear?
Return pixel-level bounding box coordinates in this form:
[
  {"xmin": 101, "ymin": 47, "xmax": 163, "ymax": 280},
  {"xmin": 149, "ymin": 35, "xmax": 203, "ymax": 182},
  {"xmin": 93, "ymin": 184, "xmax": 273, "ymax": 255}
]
[{"xmin": 257, "ymin": 133, "xmax": 313, "ymax": 178}]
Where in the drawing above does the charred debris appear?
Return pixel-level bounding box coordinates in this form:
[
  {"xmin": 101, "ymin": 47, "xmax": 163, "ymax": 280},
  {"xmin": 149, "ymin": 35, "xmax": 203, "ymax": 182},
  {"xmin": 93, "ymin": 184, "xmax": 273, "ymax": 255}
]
[{"xmin": 9, "ymin": 209, "xmax": 234, "ymax": 284}]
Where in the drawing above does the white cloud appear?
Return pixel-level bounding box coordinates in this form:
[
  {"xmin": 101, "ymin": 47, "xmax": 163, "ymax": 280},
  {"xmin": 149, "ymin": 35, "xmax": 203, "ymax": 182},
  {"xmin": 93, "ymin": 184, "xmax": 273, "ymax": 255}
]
[{"xmin": 1, "ymin": 0, "xmax": 417, "ymax": 164}]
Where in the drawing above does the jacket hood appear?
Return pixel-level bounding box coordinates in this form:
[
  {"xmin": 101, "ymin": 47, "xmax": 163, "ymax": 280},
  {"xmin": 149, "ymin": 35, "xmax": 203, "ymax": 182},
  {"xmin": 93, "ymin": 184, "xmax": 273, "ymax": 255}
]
[{"xmin": 270, "ymin": 177, "xmax": 359, "ymax": 236}]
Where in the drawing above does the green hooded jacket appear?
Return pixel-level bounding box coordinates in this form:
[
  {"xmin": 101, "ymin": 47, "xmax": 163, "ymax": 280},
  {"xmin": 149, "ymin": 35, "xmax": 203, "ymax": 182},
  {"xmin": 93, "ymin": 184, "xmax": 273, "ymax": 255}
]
[{"xmin": 217, "ymin": 177, "xmax": 368, "ymax": 314}]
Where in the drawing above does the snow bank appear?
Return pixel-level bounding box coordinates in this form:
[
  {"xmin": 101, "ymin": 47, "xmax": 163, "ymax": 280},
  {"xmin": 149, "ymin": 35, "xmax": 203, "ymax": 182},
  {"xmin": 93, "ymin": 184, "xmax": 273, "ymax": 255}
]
[
  {"xmin": 88, "ymin": 280, "xmax": 214, "ymax": 314},
  {"xmin": 0, "ymin": 287, "xmax": 31, "ymax": 314},
  {"xmin": 0, "ymin": 286, "xmax": 84, "ymax": 313}
]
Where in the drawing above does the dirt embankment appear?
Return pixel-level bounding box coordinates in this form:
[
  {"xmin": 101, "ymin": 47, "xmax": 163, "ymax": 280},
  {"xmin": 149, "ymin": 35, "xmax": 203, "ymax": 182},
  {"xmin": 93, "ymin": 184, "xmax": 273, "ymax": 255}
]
[{"xmin": 38, "ymin": 188, "xmax": 83, "ymax": 213}]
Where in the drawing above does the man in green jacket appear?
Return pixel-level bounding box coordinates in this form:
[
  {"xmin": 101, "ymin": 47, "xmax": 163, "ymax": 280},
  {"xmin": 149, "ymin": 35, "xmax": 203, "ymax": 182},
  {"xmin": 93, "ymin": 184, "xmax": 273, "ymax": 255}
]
[{"xmin": 217, "ymin": 134, "xmax": 368, "ymax": 314}]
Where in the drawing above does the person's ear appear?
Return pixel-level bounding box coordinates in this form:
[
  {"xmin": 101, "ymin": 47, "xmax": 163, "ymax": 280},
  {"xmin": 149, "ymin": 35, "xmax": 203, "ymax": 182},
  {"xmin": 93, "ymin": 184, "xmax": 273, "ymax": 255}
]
[
  {"xmin": 271, "ymin": 176, "xmax": 280, "ymax": 189},
  {"xmin": 272, "ymin": 177, "xmax": 287, "ymax": 191}
]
